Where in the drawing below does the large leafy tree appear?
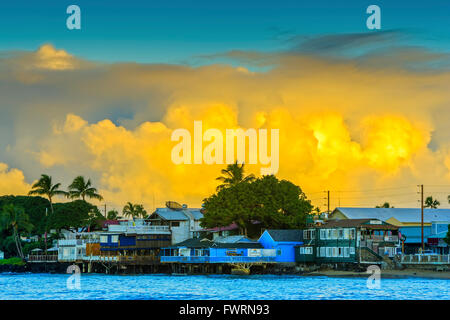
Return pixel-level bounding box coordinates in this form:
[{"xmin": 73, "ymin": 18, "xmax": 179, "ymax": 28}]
[
  {"xmin": 48, "ymin": 200, "xmax": 101, "ymax": 231},
  {"xmin": 216, "ymin": 161, "xmax": 255, "ymax": 191},
  {"xmin": 28, "ymin": 174, "xmax": 68, "ymax": 214},
  {"xmin": 425, "ymin": 196, "xmax": 440, "ymax": 209},
  {"xmin": 68, "ymin": 176, "xmax": 103, "ymax": 202},
  {"xmin": 202, "ymin": 175, "xmax": 313, "ymax": 235},
  {"xmin": 0, "ymin": 195, "xmax": 50, "ymax": 235},
  {"xmin": 0, "ymin": 204, "xmax": 33, "ymax": 259}
]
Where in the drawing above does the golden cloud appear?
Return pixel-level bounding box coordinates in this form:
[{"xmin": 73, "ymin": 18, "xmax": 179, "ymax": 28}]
[
  {"xmin": 2, "ymin": 44, "xmax": 450, "ymax": 210},
  {"xmin": 0, "ymin": 163, "xmax": 31, "ymax": 196}
]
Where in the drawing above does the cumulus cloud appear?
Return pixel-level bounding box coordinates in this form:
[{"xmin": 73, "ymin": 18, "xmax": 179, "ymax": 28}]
[
  {"xmin": 1, "ymin": 39, "xmax": 450, "ymax": 211},
  {"xmin": 0, "ymin": 163, "xmax": 31, "ymax": 196}
]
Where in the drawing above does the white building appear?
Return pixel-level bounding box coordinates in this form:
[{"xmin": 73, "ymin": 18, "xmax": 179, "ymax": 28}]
[{"xmin": 150, "ymin": 203, "xmax": 204, "ymax": 245}]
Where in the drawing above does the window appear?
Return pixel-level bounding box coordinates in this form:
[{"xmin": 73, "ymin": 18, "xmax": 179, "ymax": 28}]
[
  {"xmin": 326, "ymin": 247, "xmax": 332, "ymax": 257},
  {"xmin": 111, "ymin": 235, "xmax": 119, "ymax": 243},
  {"xmin": 338, "ymin": 247, "xmax": 343, "ymax": 257},
  {"xmin": 332, "ymin": 247, "xmax": 338, "ymax": 257},
  {"xmin": 320, "ymin": 247, "xmax": 326, "ymax": 257},
  {"xmin": 302, "ymin": 247, "xmax": 312, "ymax": 255},
  {"xmin": 320, "ymin": 230, "xmax": 327, "ymax": 239},
  {"xmin": 276, "ymin": 249, "xmax": 282, "ymax": 256},
  {"xmin": 350, "ymin": 247, "xmax": 355, "ymax": 255},
  {"xmin": 344, "ymin": 247, "xmax": 350, "ymax": 258},
  {"xmin": 100, "ymin": 235, "xmax": 108, "ymax": 243},
  {"xmin": 350, "ymin": 229, "xmax": 356, "ymax": 239},
  {"xmin": 327, "ymin": 229, "xmax": 333, "ymax": 239},
  {"xmin": 171, "ymin": 221, "xmax": 180, "ymax": 227},
  {"xmin": 303, "ymin": 230, "xmax": 315, "ymax": 240},
  {"xmin": 338, "ymin": 229, "xmax": 344, "ymax": 239}
]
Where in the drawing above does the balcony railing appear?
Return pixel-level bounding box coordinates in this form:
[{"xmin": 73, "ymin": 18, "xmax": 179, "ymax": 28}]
[
  {"xmin": 399, "ymin": 254, "xmax": 450, "ymax": 264},
  {"xmin": 107, "ymin": 225, "xmax": 170, "ymax": 234},
  {"xmin": 27, "ymin": 255, "xmax": 58, "ymax": 262},
  {"xmin": 161, "ymin": 256, "xmax": 277, "ymax": 263}
]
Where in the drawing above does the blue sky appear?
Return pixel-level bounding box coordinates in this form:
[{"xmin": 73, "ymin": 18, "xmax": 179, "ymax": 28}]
[{"xmin": 1, "ymin": 0, "xmax": 449, "ymax": 64}]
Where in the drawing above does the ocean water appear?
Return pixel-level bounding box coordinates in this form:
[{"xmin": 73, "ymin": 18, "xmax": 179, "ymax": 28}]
[{"xmin": 0, "ymin": 273, "xmax": 449, "ymax": 300}]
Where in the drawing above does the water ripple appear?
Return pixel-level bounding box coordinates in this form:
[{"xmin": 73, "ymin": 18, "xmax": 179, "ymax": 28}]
[{"xmin": 0, "ymin": 273, "xmax": 449, "ymax": 300}]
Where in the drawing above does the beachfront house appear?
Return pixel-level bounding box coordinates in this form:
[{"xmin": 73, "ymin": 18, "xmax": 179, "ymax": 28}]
[
  {"xmin": 99, "ymin": 219, "xmax": 171, "ymax": 263},
  {"xmin": 258, "ymin": 230, "xmax": 304, "ymax": 263},
  {"xmin": 149, "ymin": 202, "xmax": 204, "ymax": 245},
  {"xmin": 160, "ymin": 236, "xmax": 276, "ymax": 263},
  {"xmin": 328, "ymin": 207, "xmax": 450, "ymax": 254},
  {"xmin": 295, "ymin": 219, "xmax": 401, "ymax": 264},
  {"xmin": 58, "ymin": 232, "xmax": 100, "ymax": 262}
]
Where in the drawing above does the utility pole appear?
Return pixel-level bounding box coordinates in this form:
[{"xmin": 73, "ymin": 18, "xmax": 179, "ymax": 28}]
[
  {"xmin": 104, "ymin": 203, "xmax": 107, "ymax": 219},
  {"xmin": 418, "ymin": 184, "xmax": 424, "ymax": 252},
  {"xmin": 324, "ymin": 191, "xmax": 330, "ymax": 216},
  {"xmin": 327, "ymin": 190, "xmax": 330, "ymax": 215},
  {"xmin": 44, "ymin": 207, "xmax": 48, "ymax": 257}
]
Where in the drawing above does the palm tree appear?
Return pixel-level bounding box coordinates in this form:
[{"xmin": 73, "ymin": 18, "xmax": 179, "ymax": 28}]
[
  {"xmin": 107, "ymin": 210, "xmax": 119, "ymax": 220},
  {"xmin": 425, "ymin": 196, "xmax": 440, "ymax": 209},
  {"xmin": 0, "ymin": 204, "xmax": 33, "ymax": 259},
  {"xmin": 68, "ymin": 176, "xmax": 103, "ymax": 202},
  {"xmin": 28, "ymin": 174, "xmax": 68, "ymax": 214},
  {"xmin": 123, "ymin": 203, "xmax": 147, "ymax": 219},
  {"xmin": 123, "ymin": 202, "xmax": 137, "ymax": 218},
  {"xmin": 135, "ymin": 205, "xmax": 147, "ymax": 218},
  {"xmin": 216, "ymin": 161, "xmax": 255, "ymax": 191}
]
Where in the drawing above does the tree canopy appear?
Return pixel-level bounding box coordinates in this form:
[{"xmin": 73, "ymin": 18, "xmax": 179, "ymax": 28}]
[
  {"xmin": 48, "ymin": 200, "xmax": 103, "ymax": 231},
  {"xmin": 0, "ymin": 204, "xmax": 33, "ymax": 258},
  {"xmin": 201, "ymin": 175, "xmax": 313, "ymax": 235},
  {"xmin": 0, "ymin": 195, "xmax": 50, "ymax": 235}
]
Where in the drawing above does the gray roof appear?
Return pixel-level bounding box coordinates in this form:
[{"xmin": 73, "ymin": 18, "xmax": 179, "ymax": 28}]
[
  {"xmin": 214, "ymin": 235, "xmax": 254, "ymax": 243},
  {"xmin": 153, "ymin": 207, "xmax": 203, "ymax": 221},
  {"xmin": 332, "ymin": 207, "xmax": 450, "ymax": 223},
  {"xmin": 168, "ymin": 237, "xmax": 262, "ymax": 249},
  {"xmin": 266, "ymin": 229, "xmax": 303, "ymax": 242}
]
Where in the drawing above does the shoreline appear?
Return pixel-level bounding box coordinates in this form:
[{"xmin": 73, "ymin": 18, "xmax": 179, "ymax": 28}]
[
  {"xmin": 1, "ymin": 265, "xmax": 450, "ymax": 280},
  {"xmin": 302, "ymin": 269, "xmax": 450, "ymax": 280}
]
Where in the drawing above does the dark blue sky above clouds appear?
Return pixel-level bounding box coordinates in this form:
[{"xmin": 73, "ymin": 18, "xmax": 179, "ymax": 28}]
[{"xmin": 0, "ymin": 0, "xmax": 449, "ymax": 63}]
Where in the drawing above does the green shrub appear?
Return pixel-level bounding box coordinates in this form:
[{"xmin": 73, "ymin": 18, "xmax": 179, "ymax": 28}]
[{"xmin": 0, "ymin": 257, "xmax": 26, "ymax": 266}]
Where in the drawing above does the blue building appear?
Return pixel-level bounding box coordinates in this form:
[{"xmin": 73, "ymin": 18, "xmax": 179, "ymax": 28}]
[
  {"xmin": 258, "ymin": 230, "xmax": 304, "ymax": 263},
  {"xmin": 160, "ymin": 236, "xmax": 277, "ymax": 263}
]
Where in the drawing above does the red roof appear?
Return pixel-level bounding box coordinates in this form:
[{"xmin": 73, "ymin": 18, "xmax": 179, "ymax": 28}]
[
  {"xmin": 101, "ymin": 220, "xmax": 120, "ymax": 228},
  {"xmin": 202, "ymin": 221, "xmax": 260, "ymax": 232}
]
